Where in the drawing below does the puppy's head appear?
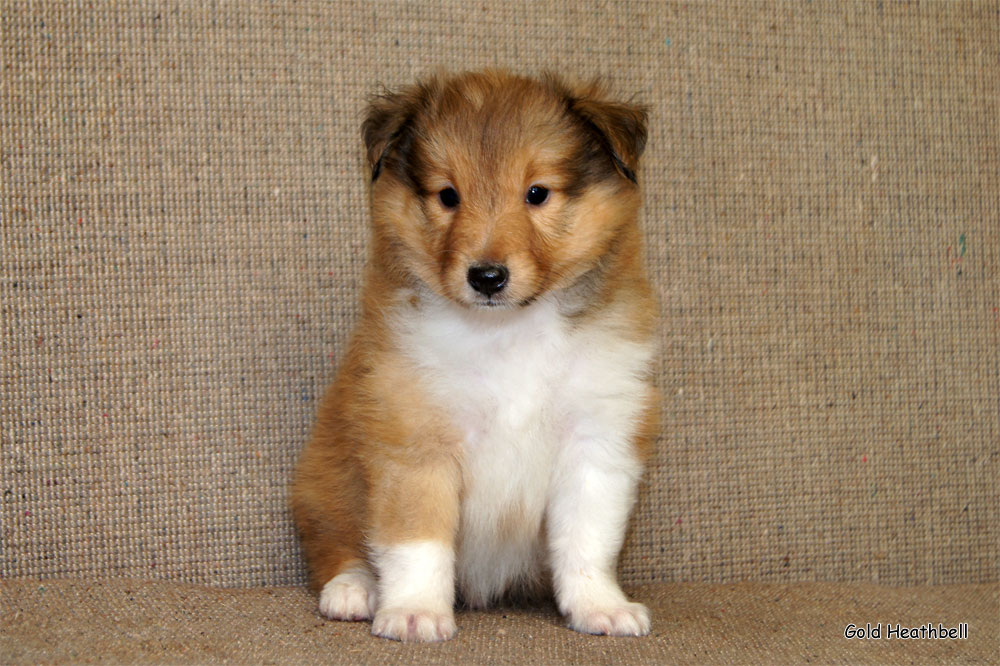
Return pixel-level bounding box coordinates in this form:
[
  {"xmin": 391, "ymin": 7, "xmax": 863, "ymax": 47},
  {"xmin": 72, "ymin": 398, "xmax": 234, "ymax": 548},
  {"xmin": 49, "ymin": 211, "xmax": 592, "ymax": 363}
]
[{"xmin": 363, "ymin": 70, "xmax": 647, "ymax": 309}]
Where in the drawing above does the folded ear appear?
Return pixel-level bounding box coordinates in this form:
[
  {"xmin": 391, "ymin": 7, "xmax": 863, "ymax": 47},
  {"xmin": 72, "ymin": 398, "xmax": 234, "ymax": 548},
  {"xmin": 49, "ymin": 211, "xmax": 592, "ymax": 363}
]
[
  {"xmin": 362, "ymin": 90, "xmax": 413, "ymax": 182},
  {"xmin": 362, "ymin": 80, "xmax": 436, "ymax": 182},
  {"xmin": 566, "ymin": 81, "xmax": 648, "ymax": 184}
]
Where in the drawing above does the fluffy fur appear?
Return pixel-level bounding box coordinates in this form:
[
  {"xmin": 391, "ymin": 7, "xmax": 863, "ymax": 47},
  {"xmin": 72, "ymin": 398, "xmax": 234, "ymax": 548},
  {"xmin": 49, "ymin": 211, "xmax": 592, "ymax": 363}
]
[{"xmin": 291, "ymin": 70, "xmax": 658, "ymax": 642}]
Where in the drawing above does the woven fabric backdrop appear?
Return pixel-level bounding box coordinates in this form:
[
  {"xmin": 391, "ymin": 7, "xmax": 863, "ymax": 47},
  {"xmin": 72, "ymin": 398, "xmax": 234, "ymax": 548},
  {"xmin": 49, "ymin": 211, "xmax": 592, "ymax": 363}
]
[{"xmin": 2, "ymin": 1, "xmax": 997, "ymax": 588}]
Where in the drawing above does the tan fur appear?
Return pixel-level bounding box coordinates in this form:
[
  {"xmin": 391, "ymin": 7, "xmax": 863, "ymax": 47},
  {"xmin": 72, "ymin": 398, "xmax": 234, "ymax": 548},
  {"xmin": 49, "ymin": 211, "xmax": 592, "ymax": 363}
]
[{"xmin": 291, "ymin": 70, "xmax": 656, "ymax": 599}]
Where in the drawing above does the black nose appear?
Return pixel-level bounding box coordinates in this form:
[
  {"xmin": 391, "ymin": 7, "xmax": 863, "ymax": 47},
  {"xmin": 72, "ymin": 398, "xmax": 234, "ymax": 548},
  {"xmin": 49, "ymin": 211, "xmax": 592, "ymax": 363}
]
[{"xmin": 467, "ymin": 263, "xmax": 509, "ymax": 296}]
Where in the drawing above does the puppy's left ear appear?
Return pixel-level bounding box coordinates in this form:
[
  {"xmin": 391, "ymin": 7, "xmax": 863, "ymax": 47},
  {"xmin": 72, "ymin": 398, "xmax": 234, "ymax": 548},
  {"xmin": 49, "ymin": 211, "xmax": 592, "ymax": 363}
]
[{"xmin": 569, "ymin": 84, "xmax": 648, "ymax": 184}]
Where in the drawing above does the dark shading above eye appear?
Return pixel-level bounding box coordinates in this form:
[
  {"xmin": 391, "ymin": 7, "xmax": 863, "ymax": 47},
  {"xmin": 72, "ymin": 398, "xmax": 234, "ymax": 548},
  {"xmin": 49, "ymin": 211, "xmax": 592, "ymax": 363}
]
[
  {"xmin": 525, "ymin": 185, "xmax": 549, "ymax": 205},
  {"xmin": 438, "ymin": 187, "xmax": 460, "ymax": 209}
]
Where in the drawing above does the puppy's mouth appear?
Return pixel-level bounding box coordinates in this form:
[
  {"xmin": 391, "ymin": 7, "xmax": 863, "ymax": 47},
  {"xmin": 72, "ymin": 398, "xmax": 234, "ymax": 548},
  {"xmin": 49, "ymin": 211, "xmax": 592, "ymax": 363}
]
[
  {"xmin": 468, "ymin": 295, "xmax": 529, "ymax": 310},
  {"xmin": 472, "ymin": 296, "xmax": 507, "ymax": 309}
]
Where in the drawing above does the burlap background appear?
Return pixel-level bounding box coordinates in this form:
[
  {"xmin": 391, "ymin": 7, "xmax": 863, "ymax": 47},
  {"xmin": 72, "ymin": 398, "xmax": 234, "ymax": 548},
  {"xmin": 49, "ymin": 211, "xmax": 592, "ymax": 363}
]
[{"xmin": 2, "ymin": 0, "xmax": 997, "ymax": 596}]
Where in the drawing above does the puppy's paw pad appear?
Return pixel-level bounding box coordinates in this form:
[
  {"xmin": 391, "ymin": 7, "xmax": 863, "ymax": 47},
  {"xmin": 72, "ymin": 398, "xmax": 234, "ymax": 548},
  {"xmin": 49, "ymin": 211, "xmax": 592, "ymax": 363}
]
[
  {"xmin": 372, "ymin": 607, "xmax": 457, "ymax": 643},
  {"xmin": 318, "ymin": 571, "xmax": 377, "ymax": 621},
  {"xmin": 569, "ymin": 601, "xmax": 651, "ymax": 636}
]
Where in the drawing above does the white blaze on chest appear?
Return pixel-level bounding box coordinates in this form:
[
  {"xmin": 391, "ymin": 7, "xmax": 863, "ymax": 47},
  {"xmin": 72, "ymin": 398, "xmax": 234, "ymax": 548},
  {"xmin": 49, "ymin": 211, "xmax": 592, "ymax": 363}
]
[{"xmin": 393, "ymin": 294, "xmax": 653, "ymax": 604}]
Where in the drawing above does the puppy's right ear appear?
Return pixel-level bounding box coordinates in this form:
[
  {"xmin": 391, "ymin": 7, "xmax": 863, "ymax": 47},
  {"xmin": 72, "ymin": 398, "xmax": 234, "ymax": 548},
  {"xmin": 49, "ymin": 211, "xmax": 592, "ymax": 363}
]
[{"xmin": 362, "ymin": 82, "xmax": 431, "ymax": 182}]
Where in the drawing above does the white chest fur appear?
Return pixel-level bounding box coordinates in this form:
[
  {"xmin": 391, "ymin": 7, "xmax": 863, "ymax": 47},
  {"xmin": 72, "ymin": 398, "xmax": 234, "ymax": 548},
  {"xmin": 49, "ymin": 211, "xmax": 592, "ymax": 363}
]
[{"xmin": 393, "ymin": 294, "xmax": 654, "ymax": 606}]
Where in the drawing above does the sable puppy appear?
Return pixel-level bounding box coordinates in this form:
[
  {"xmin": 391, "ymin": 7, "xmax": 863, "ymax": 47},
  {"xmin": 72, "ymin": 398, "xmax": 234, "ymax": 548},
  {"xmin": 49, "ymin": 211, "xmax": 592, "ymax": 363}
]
[{"xmin": 291, "ymin": 70, "xmax": 658, "ymax": 642}]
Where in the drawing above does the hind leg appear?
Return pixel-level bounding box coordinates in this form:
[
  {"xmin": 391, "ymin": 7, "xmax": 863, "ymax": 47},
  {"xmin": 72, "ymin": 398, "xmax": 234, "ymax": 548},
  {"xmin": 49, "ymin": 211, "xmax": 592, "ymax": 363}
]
[
  {"xmin": 293, "ymin": 481, "xmax": 374, "ymax": 621},
  {"xmin": 318, "ymin": 559, "xmax": 378, "ymax": 621},
  {"xmin": 291, "ymin": 419, "xmax": 372, "ymax": 620}
]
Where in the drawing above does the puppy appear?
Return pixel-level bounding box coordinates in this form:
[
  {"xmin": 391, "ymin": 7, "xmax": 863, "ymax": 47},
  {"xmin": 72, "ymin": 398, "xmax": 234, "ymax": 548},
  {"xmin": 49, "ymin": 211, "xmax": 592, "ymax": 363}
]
[{"xmin": 291, "ymin": 70, "xmax": 658, "ymax": 642}]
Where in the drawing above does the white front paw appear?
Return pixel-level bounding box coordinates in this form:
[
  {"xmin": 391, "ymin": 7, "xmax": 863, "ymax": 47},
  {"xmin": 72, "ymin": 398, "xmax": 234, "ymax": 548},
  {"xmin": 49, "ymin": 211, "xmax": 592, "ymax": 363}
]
[
  {"xmin": 318, "ymin": 569, "xmax": 377, "ymax": 621},
  {"xmin": 568, "ymin": 601, "xmax": 651, "ymax": 636},
  {"xmin": 372, "ymin": 607, "xmax": 457, "ymax": 642}
]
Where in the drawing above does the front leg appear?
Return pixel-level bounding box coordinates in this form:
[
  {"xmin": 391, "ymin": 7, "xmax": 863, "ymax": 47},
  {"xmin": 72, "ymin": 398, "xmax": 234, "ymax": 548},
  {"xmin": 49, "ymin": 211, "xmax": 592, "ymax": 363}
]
[
  {"xmin": 546, "ymin": 402, "xmax": 653, "ymax": 637},
  {"xmin": 368, "ymin": 456, "xmax": 462, "ymax": 642},
  {"xmin": 371, "ymin": 540, "xmax": 457, "ymax": 642}
]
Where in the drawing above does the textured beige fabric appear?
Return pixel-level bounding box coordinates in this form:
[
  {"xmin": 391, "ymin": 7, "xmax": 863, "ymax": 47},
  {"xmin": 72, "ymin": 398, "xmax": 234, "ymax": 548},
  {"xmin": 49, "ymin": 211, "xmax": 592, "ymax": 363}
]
[
  {"xmin": 1, "ymin": 0, "xmax": 997, "ymax": 592},
  {"xmin": 3, "ymin": 579, "xmax": 998, "ymax": 665}
]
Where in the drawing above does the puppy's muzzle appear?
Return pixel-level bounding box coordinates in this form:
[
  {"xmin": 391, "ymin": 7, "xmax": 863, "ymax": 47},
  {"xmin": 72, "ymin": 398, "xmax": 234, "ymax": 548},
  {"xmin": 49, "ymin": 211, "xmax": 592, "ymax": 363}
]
[{"xmin": 466, "ymin": 263, "xmax": 509, "ymax": 296}]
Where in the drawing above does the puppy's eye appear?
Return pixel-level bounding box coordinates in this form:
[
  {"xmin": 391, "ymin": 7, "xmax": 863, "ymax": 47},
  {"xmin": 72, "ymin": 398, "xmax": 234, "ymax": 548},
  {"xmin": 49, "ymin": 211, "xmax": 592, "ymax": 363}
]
[
  {"xmin": 525, "ymin": 185, "xmax": 549, "ymax": 206},
  {"xmin": 438, "ymin": 187, "xmax": 460, "ymax": 209}
]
